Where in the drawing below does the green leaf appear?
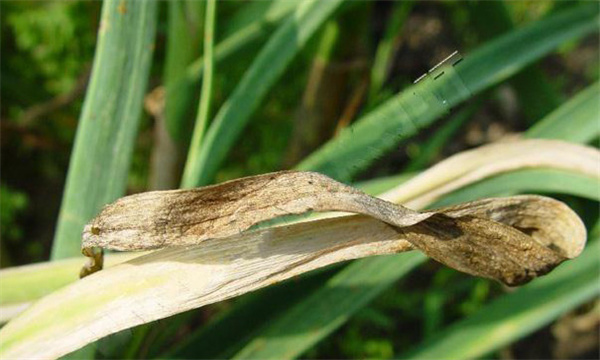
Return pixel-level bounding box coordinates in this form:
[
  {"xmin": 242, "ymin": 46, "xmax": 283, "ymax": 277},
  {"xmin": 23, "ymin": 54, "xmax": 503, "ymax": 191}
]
[
  {"xmin": 526, "ymin": 82, "xmax": 600, "ymax": 143},
  {"xmin": 169, "ymin": 0, "xmax": 301, "ymax": 143},
  {"xmin": 162, "ymin": 269, "xmax": 337, "ymax": 359},
  {"xmin": 432, "ymin": 168, "xmax": 600, "ymax": 208},
  {"xmin": 181, "ymin": 0, "xmax": 217, "ymax": 189},
  {"xmin": 297, "ymin": 4, "xmax": 599, "ymax": 182},
  {"xmin": 401, "ymin": 233, "xmax": 600, "ymax": 359},
  {"xmin": 356, "ymin": 173, "xmax": 415, "ymax": 196},
  {"xmin": 181, "ymin": 0, "xmax": 344, "ymax": 186},
  {"xmin": 232, "ymin": 253, "xmax": 427, "ymax": 360},
  {"xmin": 184, "ymin": 0, "xmax": 301, "ymax": 82},
  {"xmin": 154, "ymin": 0, "xmax": 303, "ymax": 179},
  {"xmin": 163, "ymin": 0, "xmax": 203, "ymax": 143},
  {"xmin": 403, "ymin": 101, "xmax": 479, "ymax": 172},
  {"xmin": 51, "ymin": 0, "xmax": 158, "ymax": 259},
  {"xmin": 368, "ymin": 0, "xmax": 414, "ymax": 103},
  {"xmin": 457, "ymin": 4, "xmax": 597, "ymax": 95},
  {"xmin": 465, "ymin": 1, "xmax": 563, "ymax": 123}
]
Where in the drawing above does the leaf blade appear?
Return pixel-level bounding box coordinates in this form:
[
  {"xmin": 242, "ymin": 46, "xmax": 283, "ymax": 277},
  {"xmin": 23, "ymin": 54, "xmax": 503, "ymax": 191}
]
[
  {"xmin": 51, "ymin": 0, "xmax": 158, "ymax": 259},
  {"xmin": 297, "ymin": 4, "xmax": 599, "ymax": 182},
  {"xmin": 402, "ymin": 235, "xmax": 600, "ymax": 359},
  {"xmin": 183, "ymin": 0, "xmax": 344, "ymax": 186}
]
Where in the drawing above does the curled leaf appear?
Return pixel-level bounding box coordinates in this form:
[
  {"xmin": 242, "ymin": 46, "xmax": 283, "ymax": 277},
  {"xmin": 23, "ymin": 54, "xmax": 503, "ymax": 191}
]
[
  {"xmin": 0, "ymin": 140, "xmax": 592, "ymax": 359},
  {"xmin": 82, "ymin": 171, "xmax": 433, "ymax": 252},
  {"xmin": 81, "ymin": 171, "xmax": 584, "ymax": 287}
]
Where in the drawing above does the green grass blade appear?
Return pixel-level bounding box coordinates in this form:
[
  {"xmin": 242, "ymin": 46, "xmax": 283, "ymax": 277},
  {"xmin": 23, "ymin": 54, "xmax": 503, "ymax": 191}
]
[
  {"xmin": 457, "ymin": 4, "xmax": 597, "ymax": 95},
  {"xmin": 297, "ymin": 60, "xmax": 469, "ymax": 181},
  {"xmin": 51, "ymin": 0, "xmax": 158, "ymax": 259},
  {"xmin": 526, "ymin": 82, "xmax": 600, "ymax": 143},
  {"xmin": 182, "ymin": 0, "xmax": 344, "ymax": 186},
  {"xmin": 297, "ymin": 4, "xmax": 599, "ymax": 182},
  {"xmin": 233, "ymin": 253, "xmax": 427, "ymax": 360},
  {"xmin": 221, "ymin": 1, "xmax": 297, "ymax": 36},
  {"xmin": 368, "ymin": 0, "xmax": 414, "ymax": 104},
  {"xmin": 163, "ymin": 0, "xmax": 203, "ymax": 143},
  {"xmin": 184, "ymin": 0, "xmax": 301, "ymax": 82},
  {"xmin": 403, "ymin": 102, "xmax": 479, "ymax": 172},
  {"xmin": 401, "ymin": 235, "xmax": 600, "ymax": 359},
  {"xmin": 162, "ymin": 269, "xmax": 337, "ymax": 359},
  {"xmin": 181, "ymin": 0, "xmax": 216, "ymax": 189},
  {"xmin": 466, "ymin": 1, "xmax": 563, "ymax": 123},
  {"xmin": 432, "ymin": 168, "xmax": 600, "ymax": 208},
  {"xmin": 163, "ymin": 0, "xmax": 301, "ymax": 145},
  {"xmin": 356, "ymin": 173, "xmax": 415, "ymax": 196}
]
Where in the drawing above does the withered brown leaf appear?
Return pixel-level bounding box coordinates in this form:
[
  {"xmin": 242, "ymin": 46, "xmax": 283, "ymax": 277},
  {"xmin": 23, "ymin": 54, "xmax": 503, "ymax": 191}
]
[{"xmin": 81, "ymin": 170, "xmax": 585, "ymax": 286}]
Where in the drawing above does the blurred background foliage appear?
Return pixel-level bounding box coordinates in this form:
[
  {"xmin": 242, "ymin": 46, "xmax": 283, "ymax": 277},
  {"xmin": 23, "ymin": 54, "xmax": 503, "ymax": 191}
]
[{"xmin": 1, "ymin": 0, "xmax": 598, "ymax": 358}]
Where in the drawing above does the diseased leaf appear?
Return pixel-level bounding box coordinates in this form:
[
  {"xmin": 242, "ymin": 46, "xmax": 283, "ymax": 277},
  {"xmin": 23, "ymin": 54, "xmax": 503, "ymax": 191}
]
[
  {"xmin": 4, "ymin": 139, "xmax": 598, "ymax": 324},
  {"xmin": 221, "ymin": 139, "xmax": 600, "ymax": 360},
  {"xmin": 0, "ymin": 139, "xmax": 596, "ymax": 359},
  {"xmin": 0, "ymin": 196, "xmax": 586, "ymax": 358},
  {"xmin": 402, "ymin": 231, "xmax": 600, "ymax": 359}
]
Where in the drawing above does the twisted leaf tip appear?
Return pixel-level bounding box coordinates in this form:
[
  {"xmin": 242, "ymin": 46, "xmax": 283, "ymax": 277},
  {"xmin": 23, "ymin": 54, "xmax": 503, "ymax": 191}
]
[{"xmin": 81, "ymin": 170, "xmax": 585, "ymax": 286}]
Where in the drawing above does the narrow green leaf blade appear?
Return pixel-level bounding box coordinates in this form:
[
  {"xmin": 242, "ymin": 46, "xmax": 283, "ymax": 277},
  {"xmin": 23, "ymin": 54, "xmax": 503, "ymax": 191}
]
[
  {"xmin": 183, "ymin": 0, "xmax": 344, "ymax": 186},
  {"xmin": 368, "ymin": 0, "xmax": 414, "ymax": 103},
  {"xmin": 458, "ymin": 4, "xmax": 598, "ymax": 95},
  {"xmin": 466, "ymin": 0, "xmax": 563, "ymax": 123},
  {"xmin": 403, "ymin": 102, "xmax": 479, "ymax": 172},
  {"xmin": 163, "ymin": 0, "xmax": 203, "ymax": 143},
  {"xmin": 184, "ymin": 0, "xmax": 301, "ymax": 83},
  {"xmin": 297, "ymin": 4, "xmax": 599, "ymax": 181},
  {"xmin": 432, "ymin": 168, "xmax": 600, "ymax": 208},
  {"xmin": 181, "ymin": 0, "xmax": 217, "ymax": 189},
  {"xmin": 526, "ymin": 82, "xmax": 600, "ymax": 143},
  {"xmin": 233, "ymin": 253, "xmax": 427, "ymax": 360},
  {"xmin": 402, "ymin": 236, "xmax": 600, "ymax": 360},
  {"xmin": 51, "ymin": 0, "xmax": 158, "ymax": 259},
  {"xmin": 164, "ymin": 0, "xmax": 301, "ymax": 144}
]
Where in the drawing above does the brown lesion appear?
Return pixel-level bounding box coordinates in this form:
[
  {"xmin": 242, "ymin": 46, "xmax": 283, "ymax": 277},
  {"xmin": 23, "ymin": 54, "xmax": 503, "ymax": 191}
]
[
  {"xmin": 80, "ymin": 247, "xmax": 104, "ymax": 278},
  {"xmin": 90, "ymin": 225, "xmax": 101, "ymax": 235}
]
